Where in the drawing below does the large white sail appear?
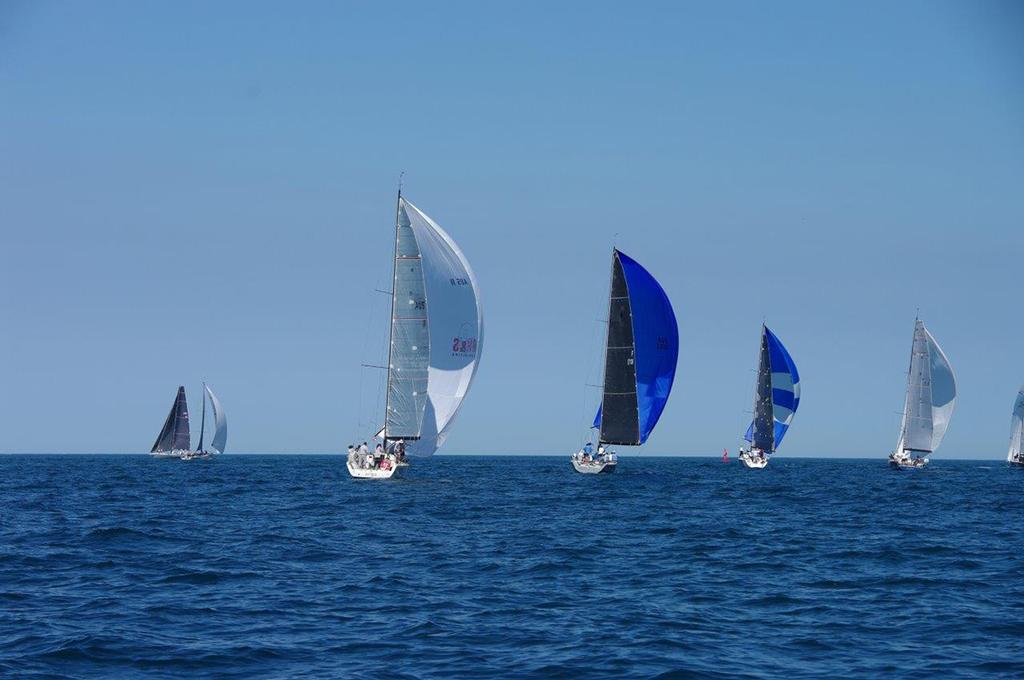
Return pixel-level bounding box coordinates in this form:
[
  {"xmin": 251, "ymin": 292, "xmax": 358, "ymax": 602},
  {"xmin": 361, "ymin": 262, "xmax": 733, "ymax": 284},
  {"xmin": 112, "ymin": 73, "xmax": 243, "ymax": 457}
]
[
  {"xmin": 384, "ymin": 198, "xmax": 483, "ymax": 456},
  {"xmin": 897, "ymin": 319, "xmax": 957, "ymax": 454},
  {"xmin": 1008, "ymin": 387, "xmax": 1024, "ymax": 462},
  {"xmin": 205, "ymin": 384, "xmax": 227, "ymax": 454}
]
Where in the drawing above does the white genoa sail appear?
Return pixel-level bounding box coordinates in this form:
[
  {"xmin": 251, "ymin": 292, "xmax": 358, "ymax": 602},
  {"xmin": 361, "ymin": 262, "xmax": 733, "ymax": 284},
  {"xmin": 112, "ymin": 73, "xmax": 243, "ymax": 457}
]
[
  {"xmin": 205, "ymin": 384, "xmax": 228, "ymax": 454},
  {"xmin": 384, "ymin": 198, "xmax": 483, "ymax": 457},
  {"xmin": 1008, "ymin": 387, "xmax": 1024, "ymax": 463},
  {"xmin": 897, "ymin": 319, "xmax": 957, "ymax": 455}
]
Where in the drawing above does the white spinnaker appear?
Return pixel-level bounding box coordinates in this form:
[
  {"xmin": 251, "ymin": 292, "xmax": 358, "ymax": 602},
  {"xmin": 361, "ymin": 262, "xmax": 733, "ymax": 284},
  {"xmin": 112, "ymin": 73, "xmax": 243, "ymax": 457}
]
[
  {"xmin": 401, "ymin": 199, "xmax": 483, "ymax": 456},
  {"xmin": 1008, "ymin": 387, "xmax": 1024, "ymax": 462},
  {"xmin": 205, "ymin": 384, "xmax": 228, "ymax": 454},
  {"xmin": 923, "ymin": 326, "xmax": 956, "ymax": 453}
]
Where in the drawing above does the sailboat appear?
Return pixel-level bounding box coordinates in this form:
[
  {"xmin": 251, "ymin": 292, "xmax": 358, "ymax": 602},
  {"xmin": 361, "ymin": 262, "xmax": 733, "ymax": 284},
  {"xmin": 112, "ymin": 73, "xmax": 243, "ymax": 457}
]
[
  {"xmin": 738, "ymin": 325, "xmax": 801, "ymax": 469},
  {"xmin": 181, "ymin": 383, "xmax": 228, "ymax": 460},
  {"xmin": 571, "ymin": 249, "xmax": 678, "ymax": 474},
  {"xmin": 889, "ymin": 318, "xmax": 957, "ymax": 469},
  {"xmin": 1006, "ymin": 387, "xmax": 1024, "ymax": 466},
  {"xmin": 150, "ymin": 384, "xmax": 227, "ymax": 460},
  {"xmin": 347, "ymin": 189, "xmax": 483, "ymax": 480}
]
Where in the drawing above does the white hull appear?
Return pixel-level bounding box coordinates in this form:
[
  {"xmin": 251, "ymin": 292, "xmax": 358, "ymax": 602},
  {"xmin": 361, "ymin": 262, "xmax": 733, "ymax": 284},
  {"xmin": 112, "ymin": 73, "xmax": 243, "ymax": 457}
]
[
  {"xmin": 1008, "ymin": 454, "xmax": 1024, "ymax": 467},
  {"xmin": 889, "ymin": 452, "xmax": 929, "ymax": 469},
  {"xmin": 570, "ymin": 450, "xmax": 617, "ymax": 474},
  {"xmin": 150, "ymin": 449, "xmax": 194, "ymax": 459},
  {"xmin": 347, "ymin": 453, "xmax": 400, "ymax": 479},
  {"xmin": 180, "ymin": 450, "xmax": 212, "ymax": 461},
  {"xmin": 739, "ymin": 453, "xmax": 769, "ymax": 469}
]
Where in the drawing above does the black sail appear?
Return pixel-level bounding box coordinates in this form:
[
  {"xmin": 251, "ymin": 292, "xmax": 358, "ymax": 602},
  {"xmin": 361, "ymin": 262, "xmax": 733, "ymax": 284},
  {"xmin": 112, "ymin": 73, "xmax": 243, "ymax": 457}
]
[
  {"xmin": 599, "ymin": 251, "xmax": 640, "ymax": 445},
  {"xmin": 151, "ymin": 386, "xmax": 191, "ymax": 452},
  {"xmin": 752, "ymin": 326, "xmax": 775, "ymax": 452}
]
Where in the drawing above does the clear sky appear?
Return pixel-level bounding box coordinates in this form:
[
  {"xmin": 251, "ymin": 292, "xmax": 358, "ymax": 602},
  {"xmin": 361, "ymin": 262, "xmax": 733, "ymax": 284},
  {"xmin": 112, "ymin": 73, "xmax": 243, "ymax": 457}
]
[{"xmin": 1, "ymin": 1, "xmax": 1022, "ymax": 457}]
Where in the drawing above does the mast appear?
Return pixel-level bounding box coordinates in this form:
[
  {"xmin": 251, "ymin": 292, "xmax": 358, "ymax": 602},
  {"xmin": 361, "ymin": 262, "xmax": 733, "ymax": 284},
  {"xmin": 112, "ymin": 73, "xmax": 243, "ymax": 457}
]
[
  {"xmin": 382, "ymin": 177, "xmax": 403, "ymax": 442},
  {"xmin": 197, "ymin": 382, "xmax": 207, "ymax": 452},
  {"xmin": 596, "ymin": 249, "xmax": 617, "ymax": 445}
]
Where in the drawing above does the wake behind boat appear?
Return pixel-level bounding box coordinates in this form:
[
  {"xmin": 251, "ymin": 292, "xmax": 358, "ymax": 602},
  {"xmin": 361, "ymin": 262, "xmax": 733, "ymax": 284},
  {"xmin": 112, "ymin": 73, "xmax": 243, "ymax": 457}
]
[
  {"xmin": 150, "ymin": 383, "xmax": 227, "ymax": 460},
  {"xmin": 1006, "ymin": 386, "xmax": 1024, "ymax": 466},
  {"xmin": 571, "ymin": 248, "xmax": 678, "ymax": 474},
  {"xmin": 348, "ymin": 187, "xmax": 483, "ymax": 480},
  {"xmin": 737, "ymin": 325, "xmax": 800, "ymax": 470},
  {"xmin": 889, "ymin": 318, "xmax": 957, "ymax": 470}
]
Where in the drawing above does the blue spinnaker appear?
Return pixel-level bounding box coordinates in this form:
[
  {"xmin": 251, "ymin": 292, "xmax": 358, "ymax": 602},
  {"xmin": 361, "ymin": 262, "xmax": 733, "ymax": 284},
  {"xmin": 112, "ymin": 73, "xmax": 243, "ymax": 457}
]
[
  {"xmin": 744, "ymin": 326, "xmax": 800, "ymax": 449},
  {"xmin": 592, "ymin": 250, "xmax": 678, "ymax": 445}
]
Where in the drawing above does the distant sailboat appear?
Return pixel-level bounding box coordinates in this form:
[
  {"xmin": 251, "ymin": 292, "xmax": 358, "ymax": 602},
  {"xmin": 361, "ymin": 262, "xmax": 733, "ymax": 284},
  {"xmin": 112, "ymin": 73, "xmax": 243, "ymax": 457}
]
[
  {"xmin": 571, "ymin": 249, "xmax": 678, "ymax": 474},
  {"xmin": 738, "ymin": 325, "xmax": 800, "ymax": 469},
  {"xmin": 889, "ymin": 318, "xmax": 957, "ymax": 469},
  {"xmin": 721, "ymin": 448, "xmax": 731, "ymax": 463},
  {"xmin": 151, "ymin": 384, "xmax": 226, "ymax": 460},
  {"xmin": 348, "ymin": 189, "xmax": 483, "ymax": 479},
  {"xmin": 1007, "ymin": 387, "xmax": 1024, "ymax": 466}
]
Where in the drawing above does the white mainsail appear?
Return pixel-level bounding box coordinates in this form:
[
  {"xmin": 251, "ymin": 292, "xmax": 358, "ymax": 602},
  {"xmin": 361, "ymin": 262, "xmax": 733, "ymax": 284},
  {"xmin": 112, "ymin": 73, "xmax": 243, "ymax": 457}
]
[
  {"xmin": 383, "ymin": 197, "xmax": 483, "ymax": 457},
  {"xmin": 1008, "ymin": 387, "xmax": 1024, "ymax": 463},
  {"xmin": 205, "ymin": 384, "xmax": 228, "ymax": 454},
  {"xmin": 896, "ymin": 319, "xmax": 957, "ymax": 455}
]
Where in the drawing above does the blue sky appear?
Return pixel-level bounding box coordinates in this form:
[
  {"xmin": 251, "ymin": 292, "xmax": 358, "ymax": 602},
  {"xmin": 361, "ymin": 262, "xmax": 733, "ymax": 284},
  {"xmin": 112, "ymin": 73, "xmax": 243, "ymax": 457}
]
[{"xmin": 1, "ymin": 1, "xmax": 1022, "ymax": 456}]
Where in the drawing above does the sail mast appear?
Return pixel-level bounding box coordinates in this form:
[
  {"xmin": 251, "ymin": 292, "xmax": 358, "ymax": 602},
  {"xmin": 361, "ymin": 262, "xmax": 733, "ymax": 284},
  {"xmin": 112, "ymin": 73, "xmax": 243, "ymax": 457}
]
[
  {"xmin": 197, "ymin": 382, "xmax": 207, "ymax": 452},
  {"xmin": 382, "ymin": 177, "xmax": 403, "ymax": 442}
]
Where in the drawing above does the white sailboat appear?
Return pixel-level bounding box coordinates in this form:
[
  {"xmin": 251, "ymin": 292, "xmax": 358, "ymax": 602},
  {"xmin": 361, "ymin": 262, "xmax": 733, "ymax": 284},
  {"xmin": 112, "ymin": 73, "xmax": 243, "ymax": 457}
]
[
  {"xmin": 348, "ymin": 188, "xmax": 483, "ymax": 480},
  {"xmin": 738, "ymin": 325, "xmax": 800, "ymax": 469},
  {"xmin": 571, "ymin": 249, "xmax": 678, "ymax": 474},
  {"xmin": 1006, "ymin": 387, "xmax": 1024, "ymax": 466},
  {"xmin": 889, "ymin": 318, "xmax": 957, "ymax": 469},
  {"xmin": 151, "ymin": 384, "xmax": 227, "ymax": 459}
]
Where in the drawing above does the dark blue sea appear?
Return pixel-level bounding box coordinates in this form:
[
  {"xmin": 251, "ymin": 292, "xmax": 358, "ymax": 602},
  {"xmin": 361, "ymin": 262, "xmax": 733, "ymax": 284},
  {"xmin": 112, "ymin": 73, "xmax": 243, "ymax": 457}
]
[{"xmin": 1, "ymin": 455, "xmax": 1022, "ymax": 679}]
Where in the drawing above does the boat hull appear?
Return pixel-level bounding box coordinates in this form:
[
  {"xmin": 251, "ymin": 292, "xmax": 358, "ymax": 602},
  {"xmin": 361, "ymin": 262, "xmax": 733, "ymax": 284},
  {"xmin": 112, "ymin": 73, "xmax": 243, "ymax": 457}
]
[
  {"xmin": 571, "ymin": 458, "xmax": 617, "ymax": 474},
  {"xmin": 889, "ymin": 452, "xmax": 929, "ymax": 469},
  {"xmin": 150, "ymin": 450, "xmax": 193, "ymax": 459},
  {"xmin": 739, "ymin": 453, "xmax": 769, "ymax": 469},
  {"xmin": 347, "ymin": 454, "xmax": 400, "ymax": 479},
  {"xmin": 1008, "ymin": 455, "xmax": 1024, "ymax": 467}
]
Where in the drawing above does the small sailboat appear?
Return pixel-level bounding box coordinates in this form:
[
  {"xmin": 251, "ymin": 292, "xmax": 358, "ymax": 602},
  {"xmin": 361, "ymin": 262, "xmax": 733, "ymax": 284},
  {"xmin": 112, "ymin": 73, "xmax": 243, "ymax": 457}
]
[
  {"xmin": 1006, "ymin": 387, "xmax": 1024, "ymax": 466},
  {"xmin": 348, "ymin": 188, "xmax": 483, "ymax": 480},
  {"xmin": 151, "ymin": 384, "xmax": 227, "ymax": 460},
  {"xmin": 738, "ymin": 325, "xmax": 800, "ymax": 469},
  {"xmin": 571, "ymin": 249, "xmax": 678, "ymax": 474},
  {"xmin": 889, "ymin": 318, "xmax": 957, "ymax": 469}
]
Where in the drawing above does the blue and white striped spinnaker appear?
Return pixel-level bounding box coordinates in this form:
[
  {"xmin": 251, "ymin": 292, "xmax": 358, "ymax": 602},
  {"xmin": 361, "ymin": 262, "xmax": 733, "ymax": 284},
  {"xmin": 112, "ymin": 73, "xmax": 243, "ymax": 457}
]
[{"xmin": 744, "ymin": 325, "xmax": 801, "ymax": 452}]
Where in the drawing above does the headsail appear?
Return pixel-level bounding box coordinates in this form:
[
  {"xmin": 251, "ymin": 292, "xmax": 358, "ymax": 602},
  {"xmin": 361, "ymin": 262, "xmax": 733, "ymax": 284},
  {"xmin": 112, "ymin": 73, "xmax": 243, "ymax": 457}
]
[
  {"xmin": 744, "ymin": 326, "xmax": 801, "ymax": 451},
  {"xmin": 897, "ymin": 319, "xmax": 957, "ymax": 454},
  {"xmin": 151, "ymin": 386, "xmax": 190, "ymax": 453},
  {"xmin": 205, "ymin": 384, "xmax": 227, "ymax": 454},
  {"xmin": 1007, "ymin": 386, "xmax": 1023, "ymax": 462},
  {"xmin": 593, "ymin": 249, "xmax": 678, "ymax": 446},
  {"xmin": 384, "ymin": 198, "xmax": 483, "ymax": 456}
]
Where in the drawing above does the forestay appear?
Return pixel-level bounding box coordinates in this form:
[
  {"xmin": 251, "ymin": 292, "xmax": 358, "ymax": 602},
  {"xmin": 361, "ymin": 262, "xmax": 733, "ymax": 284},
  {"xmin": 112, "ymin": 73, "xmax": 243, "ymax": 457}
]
[
  {"xmin": 384, "ymin": 198, "xmax": 483, "ymax": 456},
  {"xmin": 1007, "ymin": 387, "xmax": 1024, "ymax": 462},
  {"xmin": 593, "ymin": 249, "xmax": 678, "ymax": 446},
  {"xmin": 744, "ymin": 326, "xmax": 801, "ymax": 451}
]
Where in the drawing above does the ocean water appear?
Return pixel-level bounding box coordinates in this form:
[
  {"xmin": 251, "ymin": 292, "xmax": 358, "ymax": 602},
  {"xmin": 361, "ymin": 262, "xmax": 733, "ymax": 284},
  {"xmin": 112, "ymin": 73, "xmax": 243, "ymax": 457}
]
[{"xmin": 1, "ymin": 455, "xmax": 1022, "ymax": 679}]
